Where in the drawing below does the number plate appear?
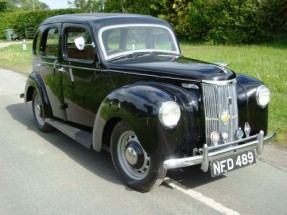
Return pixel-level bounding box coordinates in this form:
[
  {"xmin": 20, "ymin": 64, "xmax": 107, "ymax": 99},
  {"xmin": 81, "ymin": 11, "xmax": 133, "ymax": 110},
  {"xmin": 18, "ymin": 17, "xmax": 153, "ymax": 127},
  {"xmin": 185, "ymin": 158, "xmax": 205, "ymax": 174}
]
[{"xmin": 210, "ymin": 150, "xmax": 256, "ymax": 177}]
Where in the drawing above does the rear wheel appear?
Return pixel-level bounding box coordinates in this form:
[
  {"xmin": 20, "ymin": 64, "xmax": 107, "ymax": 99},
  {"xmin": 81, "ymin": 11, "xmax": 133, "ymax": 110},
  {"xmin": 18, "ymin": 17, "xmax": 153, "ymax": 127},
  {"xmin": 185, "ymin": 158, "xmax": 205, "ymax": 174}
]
[
  {"xmin": 111, "ymin": 120, "xmax": 166, "ymax": 192},
  {"xmin": 32, "ymin": 90, "xmax": 54, "ymax": 132}
]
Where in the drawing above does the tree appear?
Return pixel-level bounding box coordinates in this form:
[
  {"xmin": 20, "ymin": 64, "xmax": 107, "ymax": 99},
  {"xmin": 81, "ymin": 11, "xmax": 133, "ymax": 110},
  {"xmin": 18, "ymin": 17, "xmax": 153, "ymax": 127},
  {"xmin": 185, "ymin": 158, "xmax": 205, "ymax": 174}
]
[
  {"xmin": 104, "ymin": 0, "xmax": 123, "ymax": 12},
  {"xmin": 5, "ymin": 0, "xmax": 49, "ymax": 11},
  {"xmin": 188, "ymin": 0, "xmax": 210, "ymax": 41},
  {"xmin": 69, "ymin": 0, "xmax": 104, "ymax": 12},
  {"xmin": 40, "ymin": 2, "xmax": 49, "ymax": 10},
  {"xmin": 60, "ymin": 0, "xmax": 287, "ymax": 44},
  {"xmin": 70, "ymin": 0, "xmax": 159, "ymax": 14},
  {"xmin": 158, "ymin": 0, "xmax": 193, "ymax": 39},
  {"xmin": 205, "ymin": 0, "xmax": 281, "ymax": 44},
  {"xmin": 122, "ymin": 0, "xmax": 159, "ymax": 15},
  {"xmin": 259, "ymin": 0, "xmax": 287, "ymax": 37},
  {"xmin": 0, "ymin": 0, "xmax": 8, "ymax": 12}
]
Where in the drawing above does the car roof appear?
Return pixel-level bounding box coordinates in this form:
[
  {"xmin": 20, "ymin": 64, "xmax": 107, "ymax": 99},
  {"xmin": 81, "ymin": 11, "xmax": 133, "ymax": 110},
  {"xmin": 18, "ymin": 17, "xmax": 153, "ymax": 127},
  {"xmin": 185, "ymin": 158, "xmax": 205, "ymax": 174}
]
[{"xmin": 42, "ymin": 13, "xmax": 170, "ymax": 28}]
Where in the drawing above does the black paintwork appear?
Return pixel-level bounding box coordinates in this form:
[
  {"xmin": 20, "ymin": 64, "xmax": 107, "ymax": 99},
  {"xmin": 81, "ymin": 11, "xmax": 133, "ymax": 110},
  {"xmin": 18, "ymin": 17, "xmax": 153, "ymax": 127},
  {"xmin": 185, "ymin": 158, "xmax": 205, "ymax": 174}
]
[
  {"xmin": 42, "ymin": 13, "xmax": 171, "ymax": 29},
  {"xmin": 24, "ymin": 13, "xmax": 269, "ymax": 160},
  {"xmin": 108, "ymin": 56, "xmax": 236, "ymax": 82},
  {"xmin": 25, "ymin": 72, "xmax": 53, "ymax": 118},
  {"xmin": 236, "ymin": 74, "xmax": 268, "ymax": 134}
]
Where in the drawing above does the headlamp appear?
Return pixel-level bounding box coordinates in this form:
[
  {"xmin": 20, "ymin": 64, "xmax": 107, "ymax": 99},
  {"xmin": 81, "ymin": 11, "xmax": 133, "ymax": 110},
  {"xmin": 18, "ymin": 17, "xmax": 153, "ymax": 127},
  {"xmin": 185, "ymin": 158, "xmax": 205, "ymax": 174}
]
[
  {"xmin": 256, "ymin": 85, "xmax": 270, "ymax": 108},
  {"xmin": 158, "ymin": 101, "xmax": 181, "ymax": 129}
]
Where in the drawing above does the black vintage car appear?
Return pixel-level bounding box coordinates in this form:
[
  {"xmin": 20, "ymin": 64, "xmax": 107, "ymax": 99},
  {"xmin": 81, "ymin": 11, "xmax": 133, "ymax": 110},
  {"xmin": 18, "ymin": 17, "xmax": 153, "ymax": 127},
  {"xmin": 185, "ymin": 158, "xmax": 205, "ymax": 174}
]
[{"xmin": 22, "ymin": 13, "xmax": 275, "ymax": 192}]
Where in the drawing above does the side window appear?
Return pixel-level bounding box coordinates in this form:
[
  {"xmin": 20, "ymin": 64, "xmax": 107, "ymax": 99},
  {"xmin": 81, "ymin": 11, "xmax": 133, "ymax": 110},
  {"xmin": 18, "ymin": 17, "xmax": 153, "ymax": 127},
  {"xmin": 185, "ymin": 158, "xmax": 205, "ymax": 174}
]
[
  {"xmin": 65, "ymin": 27, "xmax": 95, "ymax": 61},
  {"xmin": 43, "ymin": 28, "xmax": 59, "ymax": 57}
]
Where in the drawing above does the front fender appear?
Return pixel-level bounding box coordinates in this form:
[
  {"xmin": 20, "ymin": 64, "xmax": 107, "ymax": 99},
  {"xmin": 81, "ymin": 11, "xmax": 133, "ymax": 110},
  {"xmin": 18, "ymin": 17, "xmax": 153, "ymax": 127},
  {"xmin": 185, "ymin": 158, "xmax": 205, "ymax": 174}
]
[
  {"xmin": 236, "ymin": 74, "xmax": 268, "ymax": 134},
  {"xmin": 92, "ymin": 83, "xmax": 191, "ymax": 158}
]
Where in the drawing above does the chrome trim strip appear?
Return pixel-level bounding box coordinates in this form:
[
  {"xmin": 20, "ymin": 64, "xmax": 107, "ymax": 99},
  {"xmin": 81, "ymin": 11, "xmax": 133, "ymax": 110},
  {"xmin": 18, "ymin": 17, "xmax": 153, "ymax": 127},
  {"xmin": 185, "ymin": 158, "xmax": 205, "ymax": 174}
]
[
  {"xmin": 202, "ymin": 79, "xmax": 237, "ymax": 85},
  {"xmin": 38, "ymin": 61, "xmax": 101, "ymax": 72},
  {"xmin": 61, "ymin": 65, "xmax": 98, "ymax": 71},
  {"xmin": 163, "ymin": 131, "xmax": 276, "ymax": 171},
  {"xmin": 181, "ymin": 83, "xmax": 199, "ymax": 89},
  {"xmin": 39, "ymin": 61, "xmax": 60, "ymax": 67},
  {"xmin": 98, "ymin": 24, "xmax": 180, "ymax": 61}
]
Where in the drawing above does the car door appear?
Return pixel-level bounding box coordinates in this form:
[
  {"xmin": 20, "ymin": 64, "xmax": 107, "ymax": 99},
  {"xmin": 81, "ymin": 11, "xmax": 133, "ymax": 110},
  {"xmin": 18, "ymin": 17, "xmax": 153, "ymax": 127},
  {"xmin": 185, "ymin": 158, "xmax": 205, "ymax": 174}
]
[
  {"xmin": 39, "ymin": 24, "xmax": 67, "ymax": 121},
  {"xmin": 60, "ymin": 23, "xmax": 110, "ymax": 127}
]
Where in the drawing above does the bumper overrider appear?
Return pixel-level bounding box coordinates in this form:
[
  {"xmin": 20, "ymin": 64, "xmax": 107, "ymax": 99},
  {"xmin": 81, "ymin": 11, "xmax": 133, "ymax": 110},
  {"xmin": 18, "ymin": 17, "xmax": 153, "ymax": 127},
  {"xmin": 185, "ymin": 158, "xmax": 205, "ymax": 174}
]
[{"xmin": 163, "ymin": 131, "xmax": 276, "ymax": 171}]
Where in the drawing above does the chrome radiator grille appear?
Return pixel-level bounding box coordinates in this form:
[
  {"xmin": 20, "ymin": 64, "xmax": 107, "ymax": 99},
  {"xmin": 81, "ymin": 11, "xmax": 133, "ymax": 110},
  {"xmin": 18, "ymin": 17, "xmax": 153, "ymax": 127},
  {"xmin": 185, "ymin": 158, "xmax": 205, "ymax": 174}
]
[{"xmin": 202, "ymin": 80, "xmax": 239, "ymax": 146}]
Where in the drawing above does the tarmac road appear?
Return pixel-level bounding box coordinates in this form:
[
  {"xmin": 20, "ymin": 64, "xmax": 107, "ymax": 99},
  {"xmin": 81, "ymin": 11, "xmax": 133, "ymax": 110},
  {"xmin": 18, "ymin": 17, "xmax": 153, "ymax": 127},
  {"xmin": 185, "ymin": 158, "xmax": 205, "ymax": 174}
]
[
  {"xmin": 0, "ymin": 68, "xmax": 286, "ymax": 215},
  {"xmin": 0, "ymin": 41, "xmax": 22, "ymax": 48}
]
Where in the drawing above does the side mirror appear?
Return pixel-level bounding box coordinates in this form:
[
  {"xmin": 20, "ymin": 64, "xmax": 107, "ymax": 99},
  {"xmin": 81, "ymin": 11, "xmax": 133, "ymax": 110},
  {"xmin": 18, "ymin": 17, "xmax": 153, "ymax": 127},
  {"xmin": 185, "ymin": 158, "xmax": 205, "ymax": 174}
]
[{"xmin": 74, "ymin": 36, "xmax": 85, "ymax": 50}]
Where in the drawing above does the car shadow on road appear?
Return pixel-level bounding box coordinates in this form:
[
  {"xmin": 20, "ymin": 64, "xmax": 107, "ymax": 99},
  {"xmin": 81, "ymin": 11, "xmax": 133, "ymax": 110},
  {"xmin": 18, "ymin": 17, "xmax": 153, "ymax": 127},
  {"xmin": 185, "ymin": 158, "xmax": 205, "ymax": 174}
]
[
  {"xmin": 6, "ymin": 102, "xmax": 124, "ymax": 187},
  {"xmin": 7, "ymin": 101, "xmax": 225, "ymax": 192},
  {"xmin": 165, "ymin": 165, "xmax": 226, "ymax": 190}
]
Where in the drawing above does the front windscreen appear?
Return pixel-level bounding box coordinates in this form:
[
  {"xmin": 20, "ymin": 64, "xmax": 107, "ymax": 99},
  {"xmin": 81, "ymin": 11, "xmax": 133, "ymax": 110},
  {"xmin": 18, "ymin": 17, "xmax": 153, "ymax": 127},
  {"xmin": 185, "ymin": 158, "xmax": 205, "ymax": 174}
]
[{"xmin": 98, "ymin": 24, "xmax": 180, "ymax": 60}]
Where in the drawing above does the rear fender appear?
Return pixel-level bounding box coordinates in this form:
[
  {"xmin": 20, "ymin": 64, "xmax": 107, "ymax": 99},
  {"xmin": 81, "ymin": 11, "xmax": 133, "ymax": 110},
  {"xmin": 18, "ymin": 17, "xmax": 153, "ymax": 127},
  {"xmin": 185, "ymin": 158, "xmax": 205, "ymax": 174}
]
[{"xmin": 25, "ymin": 72, "xmax": 52, "ymax": 118}]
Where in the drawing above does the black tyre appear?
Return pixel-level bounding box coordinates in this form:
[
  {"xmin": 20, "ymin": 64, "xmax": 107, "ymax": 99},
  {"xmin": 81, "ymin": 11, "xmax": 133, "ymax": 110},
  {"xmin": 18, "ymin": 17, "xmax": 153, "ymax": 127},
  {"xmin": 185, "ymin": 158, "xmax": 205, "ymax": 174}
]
[
  {"xmin": 111, "ymin": 120, "xmax": 166, "ymax": 192},
  {"xmin": 32, "ymin": 90, "xmax": 54, "ymax": 132}
]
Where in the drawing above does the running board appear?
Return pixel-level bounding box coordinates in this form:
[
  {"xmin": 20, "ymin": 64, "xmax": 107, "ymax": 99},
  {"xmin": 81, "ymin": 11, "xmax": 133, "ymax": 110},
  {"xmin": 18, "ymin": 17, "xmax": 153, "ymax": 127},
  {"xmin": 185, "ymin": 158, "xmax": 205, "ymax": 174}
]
[{"xmin": 45, "ymin": 118, "xmax": 92, "ymax": 149}]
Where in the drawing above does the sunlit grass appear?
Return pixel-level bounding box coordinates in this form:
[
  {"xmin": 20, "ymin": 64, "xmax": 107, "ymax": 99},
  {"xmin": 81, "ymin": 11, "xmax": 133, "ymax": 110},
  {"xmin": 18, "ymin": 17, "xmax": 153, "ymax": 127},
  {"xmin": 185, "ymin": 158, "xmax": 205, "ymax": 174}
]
[{"xmin": 0, "ymin": 43, "xmax": 32, "ymax": 73}]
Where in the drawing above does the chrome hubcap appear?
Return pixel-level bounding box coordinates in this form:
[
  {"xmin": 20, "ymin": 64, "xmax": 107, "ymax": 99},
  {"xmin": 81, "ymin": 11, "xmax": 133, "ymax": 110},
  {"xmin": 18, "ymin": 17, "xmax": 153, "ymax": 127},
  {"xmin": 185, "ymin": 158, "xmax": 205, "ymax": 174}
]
[
  {"xmin": 118, "ymin": 131, "xmax": 150, "ymax": 180},
  {"xmin": 125, "ymin": 141, "xmax": 145, "ymax": 169},
  {"xmin": 34, "ymin": 94, "xmax": 45, "ymax": 126},
  {"xmin": 36, "ymin": 103, "xmax": 41, "ymax": 114},
  {"xmin": 125, "ymin": 146, "xmax": 138, "ymax": 166}
]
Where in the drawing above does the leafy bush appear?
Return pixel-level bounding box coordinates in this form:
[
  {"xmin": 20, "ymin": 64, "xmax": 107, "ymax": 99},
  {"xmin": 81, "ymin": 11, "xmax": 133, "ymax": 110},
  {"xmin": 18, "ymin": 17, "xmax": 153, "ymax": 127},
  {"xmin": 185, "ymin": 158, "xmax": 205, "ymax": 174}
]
[
  {"xmin": 0, "ymin": 8, "xmax": 81, "ymax": 39},
  {"xmin": 158, "ymin": 0, "xmax": 286, "ymax": 44},
  {"xmin": 258, "ymin": 0, "xmax": 287, "ymax": 38},
  {"xmin": 0, "ymin": 12, "xmax": 16, "ymax": 38},
  {"xmin": 1, "ymin": 0, "xmax": 286, "ymax": 44},
  {"xmin": 158, "ymin": 0, "xmax": 193, "ymax": 39},
  {"xmin": 188, "ymin": 0, "xmax": 210, "ymax": 41},
  {"xmin": 205, "ymin": 0, "xmax": 267, "ymax": 44}
]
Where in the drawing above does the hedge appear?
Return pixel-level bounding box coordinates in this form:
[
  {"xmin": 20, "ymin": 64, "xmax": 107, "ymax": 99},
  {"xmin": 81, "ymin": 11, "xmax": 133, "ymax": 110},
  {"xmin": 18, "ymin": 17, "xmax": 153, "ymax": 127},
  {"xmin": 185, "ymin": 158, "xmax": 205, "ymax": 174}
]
[
  {"xmin": 158, "ymin": 0, "xmax": 287, "ymax": 44},
  {"xmin": 1, "ymin": 0, "xmax": 286, "ymax": 44},
  {"xmin": 0, "ymin": 8, "xmax": 81, "ymax": 39}
]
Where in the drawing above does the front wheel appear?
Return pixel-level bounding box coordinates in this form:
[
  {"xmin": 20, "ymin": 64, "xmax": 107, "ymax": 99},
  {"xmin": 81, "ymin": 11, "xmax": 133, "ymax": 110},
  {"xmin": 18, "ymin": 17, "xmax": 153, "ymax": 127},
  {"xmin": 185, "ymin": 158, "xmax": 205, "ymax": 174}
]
[
  {"xmin": 32, "ymin": 90, "xmax": 54, "ymax": 132},
  {"xmin": 111, "ymin": 120, "xmax": 166, "ymax": 192}
]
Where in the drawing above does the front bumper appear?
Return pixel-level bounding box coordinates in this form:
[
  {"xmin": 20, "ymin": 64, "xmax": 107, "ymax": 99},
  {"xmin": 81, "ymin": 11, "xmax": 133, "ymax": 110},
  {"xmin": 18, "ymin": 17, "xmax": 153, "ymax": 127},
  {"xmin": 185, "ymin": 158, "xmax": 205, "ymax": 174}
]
[{"xmin": 163, "ymin": 131, "xmax": 276, "ymax": 172}]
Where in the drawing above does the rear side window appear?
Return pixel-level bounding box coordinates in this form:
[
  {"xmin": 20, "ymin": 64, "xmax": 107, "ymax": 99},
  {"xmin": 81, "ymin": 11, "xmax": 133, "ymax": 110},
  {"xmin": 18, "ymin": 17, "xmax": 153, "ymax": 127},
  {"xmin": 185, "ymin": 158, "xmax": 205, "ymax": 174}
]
[
  {"xmin": 33, "ymin": 31, "xmax": 42, "ymax": 55},
  {"xmin": 43, "ymin": 28, "xmax": 59, "ymax": 57}
]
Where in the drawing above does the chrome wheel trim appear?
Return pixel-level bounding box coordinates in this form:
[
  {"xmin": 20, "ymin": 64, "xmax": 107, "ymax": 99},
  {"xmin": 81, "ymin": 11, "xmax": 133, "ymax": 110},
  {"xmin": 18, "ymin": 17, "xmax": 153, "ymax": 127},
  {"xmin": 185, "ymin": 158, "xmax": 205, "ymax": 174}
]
[
  {"xmin": 117, "ymin": 131, "xmax": 150, "ymax": 180},
  {"xmin": 34, "ymin": 93, "xmax": 45, "ymax": 126}
]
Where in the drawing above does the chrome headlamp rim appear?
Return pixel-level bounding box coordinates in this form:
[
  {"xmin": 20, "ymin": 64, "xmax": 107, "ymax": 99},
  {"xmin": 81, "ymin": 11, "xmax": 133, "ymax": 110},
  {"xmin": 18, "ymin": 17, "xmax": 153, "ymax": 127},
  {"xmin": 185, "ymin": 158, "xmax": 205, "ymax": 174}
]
[
  {"xmin": 256, "ymin": 85, "xmax": 270, "ymax": 108},
  {"xmin": 158, "ymin": 101, "xmax": 181, "ymax": 129}
]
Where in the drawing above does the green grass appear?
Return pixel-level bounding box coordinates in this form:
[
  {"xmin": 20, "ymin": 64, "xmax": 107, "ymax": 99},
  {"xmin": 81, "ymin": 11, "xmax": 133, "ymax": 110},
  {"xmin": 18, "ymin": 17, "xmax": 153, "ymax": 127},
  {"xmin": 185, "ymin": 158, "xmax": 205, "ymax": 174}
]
[
  {"xmin": 0, "ymin": 42, "xmax": 32, "ymax": 74},
  {"xmin": 0, "ymin": 42, "xmax": 286, "ymax": 146}
]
